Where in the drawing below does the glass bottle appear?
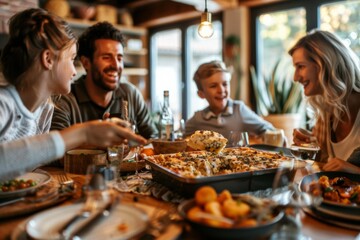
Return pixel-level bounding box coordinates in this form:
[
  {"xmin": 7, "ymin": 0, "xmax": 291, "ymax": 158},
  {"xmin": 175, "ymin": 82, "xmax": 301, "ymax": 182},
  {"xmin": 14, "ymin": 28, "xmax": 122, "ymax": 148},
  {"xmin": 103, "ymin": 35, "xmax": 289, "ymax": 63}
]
[{"xmin": 159, "ymin": 90, "xmax": 174, "ymax": 140}]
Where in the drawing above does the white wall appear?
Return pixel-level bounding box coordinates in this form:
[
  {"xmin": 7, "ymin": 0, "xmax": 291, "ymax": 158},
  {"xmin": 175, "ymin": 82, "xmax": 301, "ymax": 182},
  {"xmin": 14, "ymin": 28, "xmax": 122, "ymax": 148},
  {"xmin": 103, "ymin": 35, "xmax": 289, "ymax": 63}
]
[{"xmin": 223, "ymin": 7, "xmax": 251, "ymax": 106}]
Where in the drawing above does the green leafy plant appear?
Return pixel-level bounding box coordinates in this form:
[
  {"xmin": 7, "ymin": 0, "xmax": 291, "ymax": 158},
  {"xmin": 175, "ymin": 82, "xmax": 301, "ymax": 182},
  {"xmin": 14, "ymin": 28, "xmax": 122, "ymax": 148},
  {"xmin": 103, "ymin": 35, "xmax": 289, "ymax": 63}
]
[{"xmin": 250, "ymin": 58, "xmax": 304, "ymax": 116}]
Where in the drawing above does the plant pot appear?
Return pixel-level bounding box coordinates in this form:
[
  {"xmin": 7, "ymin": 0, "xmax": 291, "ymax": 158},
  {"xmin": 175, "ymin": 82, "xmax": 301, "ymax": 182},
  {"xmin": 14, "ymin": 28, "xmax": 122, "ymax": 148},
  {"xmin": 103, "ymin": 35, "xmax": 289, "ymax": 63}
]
[{"xmin": 263, "ymin": 113, "xmax": 303, "ymax": 147}]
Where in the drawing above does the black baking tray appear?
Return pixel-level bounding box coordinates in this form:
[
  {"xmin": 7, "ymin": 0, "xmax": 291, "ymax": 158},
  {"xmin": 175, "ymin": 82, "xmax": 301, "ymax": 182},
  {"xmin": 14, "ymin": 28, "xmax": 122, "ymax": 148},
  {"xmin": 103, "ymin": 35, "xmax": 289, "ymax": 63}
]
[
  {"xmin": 147, "ymin": 160, "xmax": 280, "ymax": 197},
  {"xmin": 146, "ymin": 146, "xmax": 303, "ymax": 197},
  {"xmin": 249, "ymin": 144, "xmax": 293, "ymax": 157}
]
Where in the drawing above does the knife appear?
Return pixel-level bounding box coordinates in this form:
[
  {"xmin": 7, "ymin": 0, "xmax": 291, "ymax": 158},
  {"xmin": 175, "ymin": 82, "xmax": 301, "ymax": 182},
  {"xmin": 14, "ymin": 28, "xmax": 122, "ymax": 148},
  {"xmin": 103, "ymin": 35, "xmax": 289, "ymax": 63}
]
[
  {"xmin": 0, "ymin": 197, "xmax": 25, "ymax": 207},
  {"xmin": 0, "ymin": 189, "xmax": 60, "ymax": 207},
  {"xmin": 69, "ymin": 198, "xmax": 117, "ymax": 239}
]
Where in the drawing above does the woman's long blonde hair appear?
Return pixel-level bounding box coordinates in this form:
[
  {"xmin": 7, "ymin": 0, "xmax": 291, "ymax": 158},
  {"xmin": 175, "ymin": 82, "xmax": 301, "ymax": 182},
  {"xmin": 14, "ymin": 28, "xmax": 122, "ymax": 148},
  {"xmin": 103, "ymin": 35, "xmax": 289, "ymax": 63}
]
[{"xmin": 289, "ymin": 30, "xmax": 360, "ymax": 129}]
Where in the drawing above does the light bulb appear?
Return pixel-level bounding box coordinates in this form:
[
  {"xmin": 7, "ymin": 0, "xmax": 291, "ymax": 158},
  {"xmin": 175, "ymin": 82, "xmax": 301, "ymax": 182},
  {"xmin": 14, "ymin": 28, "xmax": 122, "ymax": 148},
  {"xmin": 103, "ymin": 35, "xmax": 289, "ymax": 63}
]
[
  {"xmin": 198, "ymin": 21, "xmax": 214, "ymax": 38},
  {"xmin": 198, "ymin": 11, "xmax": 214, "ymax": 38}
]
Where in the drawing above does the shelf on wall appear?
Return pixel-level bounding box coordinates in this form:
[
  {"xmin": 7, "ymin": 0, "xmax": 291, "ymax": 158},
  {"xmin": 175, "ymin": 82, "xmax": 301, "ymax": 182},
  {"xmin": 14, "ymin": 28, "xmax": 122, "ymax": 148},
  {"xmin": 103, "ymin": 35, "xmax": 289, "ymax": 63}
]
[
  {"xmin": 124, "ymin": 48, "xmax": 148, "ymax": 55},
  {"xmin": 65, "ymin": 18, "xmax": 147, "ymax": 36},
  {"xmin": 74, "ymin": 66, "xmax": 148, "ymax": 78},
  {"xmin": 123, "ymin": 68, "xmax": 148, "ymax": 76},
  {"xmin": 65, "ymin": 16, "xmax": 149, "ymax": 99}
]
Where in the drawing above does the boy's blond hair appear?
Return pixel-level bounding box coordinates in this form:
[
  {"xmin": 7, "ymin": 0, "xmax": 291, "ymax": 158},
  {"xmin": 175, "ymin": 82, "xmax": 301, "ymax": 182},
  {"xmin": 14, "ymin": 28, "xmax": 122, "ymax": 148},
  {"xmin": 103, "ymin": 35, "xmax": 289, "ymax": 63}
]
[{"xmin": 193, "ymin": 60, "xmax": 231, "ymax": 90}]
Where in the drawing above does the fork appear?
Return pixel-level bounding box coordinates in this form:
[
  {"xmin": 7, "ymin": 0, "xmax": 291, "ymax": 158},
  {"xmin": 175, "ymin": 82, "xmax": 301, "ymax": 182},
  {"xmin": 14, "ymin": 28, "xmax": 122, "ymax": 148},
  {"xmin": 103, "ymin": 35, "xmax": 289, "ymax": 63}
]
[{"xmin": 54, "ymin": 172, "xmax": 75, "ymax": 191}]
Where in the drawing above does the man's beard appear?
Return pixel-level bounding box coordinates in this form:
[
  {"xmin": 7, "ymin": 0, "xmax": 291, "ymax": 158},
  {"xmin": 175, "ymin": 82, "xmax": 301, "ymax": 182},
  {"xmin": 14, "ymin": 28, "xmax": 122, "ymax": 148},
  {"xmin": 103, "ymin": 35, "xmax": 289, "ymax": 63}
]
[{"xmin": 90, "ymin": 66, "xmax": 120, "ymax": 91}]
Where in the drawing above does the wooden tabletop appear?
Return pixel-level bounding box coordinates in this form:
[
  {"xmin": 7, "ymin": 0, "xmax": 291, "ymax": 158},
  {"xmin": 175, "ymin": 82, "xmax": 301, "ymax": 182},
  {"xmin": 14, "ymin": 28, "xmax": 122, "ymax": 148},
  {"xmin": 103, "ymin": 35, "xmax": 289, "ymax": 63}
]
[{"xmin": 0, "ymin": 167, "xmax": 359, "ymax": 240}]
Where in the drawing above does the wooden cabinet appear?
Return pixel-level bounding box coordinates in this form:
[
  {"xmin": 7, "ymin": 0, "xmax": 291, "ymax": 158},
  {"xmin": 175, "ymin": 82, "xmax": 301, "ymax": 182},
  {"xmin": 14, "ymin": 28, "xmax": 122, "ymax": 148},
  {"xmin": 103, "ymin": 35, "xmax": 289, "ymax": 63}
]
[{"xmin": 66, "ymin": 18, "xmax": 149, "ymax": 100}]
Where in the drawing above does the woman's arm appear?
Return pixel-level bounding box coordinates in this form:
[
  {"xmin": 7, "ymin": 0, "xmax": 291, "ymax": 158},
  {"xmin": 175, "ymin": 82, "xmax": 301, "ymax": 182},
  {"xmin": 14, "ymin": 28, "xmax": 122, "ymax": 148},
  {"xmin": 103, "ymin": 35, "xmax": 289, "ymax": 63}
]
[
  {"xmin": 0, "ymin": 120, "xmax": 146, "ymax": 181},
  {"xmin": 323, "ymin": 157, "xmax": 360, "ymax": 174}
]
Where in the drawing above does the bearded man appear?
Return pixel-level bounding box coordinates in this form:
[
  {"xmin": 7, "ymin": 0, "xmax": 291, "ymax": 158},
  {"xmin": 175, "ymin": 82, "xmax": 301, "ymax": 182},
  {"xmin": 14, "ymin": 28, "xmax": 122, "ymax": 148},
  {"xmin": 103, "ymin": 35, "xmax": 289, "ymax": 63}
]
[{"xmin": 51, "ymin": 22, "xmax": 157, "ymax": 139}]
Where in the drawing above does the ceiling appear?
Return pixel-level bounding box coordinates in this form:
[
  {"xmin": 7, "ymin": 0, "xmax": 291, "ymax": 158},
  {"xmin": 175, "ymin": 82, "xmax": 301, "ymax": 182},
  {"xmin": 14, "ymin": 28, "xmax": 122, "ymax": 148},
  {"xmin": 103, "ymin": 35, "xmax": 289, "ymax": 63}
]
[{"xmin": 87, "ymin": 0, "xmax": 288, "ymax": 27}]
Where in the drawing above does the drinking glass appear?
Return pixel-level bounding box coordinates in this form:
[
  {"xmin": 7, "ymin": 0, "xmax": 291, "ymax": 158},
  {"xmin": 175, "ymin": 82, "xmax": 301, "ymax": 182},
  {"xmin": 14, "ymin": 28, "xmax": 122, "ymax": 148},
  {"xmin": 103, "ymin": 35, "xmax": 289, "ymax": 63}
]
[
  {"xmin": 133, "ymin": 146, "xmax": 145, "ymax": 182},
  {"xmin": 125, "ymin": 124, "xmax": 145, "ymax": 187},
  {"xmin": 107, "ymin": 144, "xmax": 129, "ymax": 191},
  {"xmin": 264, "ymin": 129, "xmax": 285, "ymax": 147},
  {"xmin": 228, "ymin": 131, "xmax": 249, "ymax": 147},
  {"xmin": 84, "ymin": 164, "xmax": 113, "ymax": 209},
  {"xmin": 174, "ymin": 118, "xmax": 185, "ymax": 140},
  {"xmin": 270, "ymin": 159, "xmax": 322, "ymax": 240},
  {"xmin": 85, "ymin": 164, "xmax": 116, "ymax": 188}
]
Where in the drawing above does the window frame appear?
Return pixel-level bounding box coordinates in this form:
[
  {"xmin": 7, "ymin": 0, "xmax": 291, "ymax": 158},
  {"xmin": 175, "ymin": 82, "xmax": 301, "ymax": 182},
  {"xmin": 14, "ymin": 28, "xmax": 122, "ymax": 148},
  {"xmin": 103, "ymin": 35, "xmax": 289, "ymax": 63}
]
[
  {"xmin": 148, "ymin": 13, "xmax": 223, "ymax": 120},
  {"xmin": 249, "ymin": 0, "xmax": 344, "ymax": 109}
]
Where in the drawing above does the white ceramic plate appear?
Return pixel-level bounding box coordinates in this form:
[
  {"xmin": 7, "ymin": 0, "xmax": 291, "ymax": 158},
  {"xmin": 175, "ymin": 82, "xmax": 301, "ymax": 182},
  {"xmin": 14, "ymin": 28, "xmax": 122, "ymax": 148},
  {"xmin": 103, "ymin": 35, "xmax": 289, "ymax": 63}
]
[
  {"xmin": 303, "ymin": 207, "xmax": 360, "ymax": 231},
  {"xmin": 314, "ymin": 204, "xmax": 360, "ymax": 221},
  {"xmin": 291, "ymin": 144, "xmax": 320, "ymax": 151},
  {"xmin": 26, "ymin": 203, "xmax": 149, "ymax": 240},
  {"xmin": 0, "ymin": 172, "xmax": 51, "ymax": 199}
]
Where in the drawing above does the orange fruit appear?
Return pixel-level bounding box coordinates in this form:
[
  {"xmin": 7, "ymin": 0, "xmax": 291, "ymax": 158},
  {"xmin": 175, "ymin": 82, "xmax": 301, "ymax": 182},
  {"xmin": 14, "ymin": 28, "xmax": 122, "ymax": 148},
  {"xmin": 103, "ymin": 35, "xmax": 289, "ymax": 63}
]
[{"xmin": 141, "ymin": 148, "xmax": 155, "ymax": 156}]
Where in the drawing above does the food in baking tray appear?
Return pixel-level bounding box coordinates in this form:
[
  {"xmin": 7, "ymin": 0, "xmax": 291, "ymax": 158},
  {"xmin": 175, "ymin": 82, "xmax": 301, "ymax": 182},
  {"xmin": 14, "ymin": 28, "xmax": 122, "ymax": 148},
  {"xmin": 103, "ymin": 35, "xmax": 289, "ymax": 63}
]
[
  {"xmin": 186, "ymin": 130, "xmax": 228, "ymax": 153},
  {"xmin": 146, "ymin": 147, "xmax": 291, "ymax": 178}
]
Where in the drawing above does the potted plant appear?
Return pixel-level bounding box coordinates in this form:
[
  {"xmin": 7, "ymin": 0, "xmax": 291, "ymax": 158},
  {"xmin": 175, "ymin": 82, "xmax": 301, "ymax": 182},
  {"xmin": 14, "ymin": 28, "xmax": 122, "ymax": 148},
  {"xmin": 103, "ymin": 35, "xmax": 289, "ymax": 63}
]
[{"xmin": 250, "ymin": 57, "xmax": 305, "ymax": 145}]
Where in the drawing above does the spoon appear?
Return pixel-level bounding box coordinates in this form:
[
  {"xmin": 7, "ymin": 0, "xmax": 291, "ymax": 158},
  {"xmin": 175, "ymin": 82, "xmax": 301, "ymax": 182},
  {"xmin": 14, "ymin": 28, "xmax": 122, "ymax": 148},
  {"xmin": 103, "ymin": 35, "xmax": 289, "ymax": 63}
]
[{"xmin": 192, "ymin": 211, "xmax": 234, "ymax": 225}]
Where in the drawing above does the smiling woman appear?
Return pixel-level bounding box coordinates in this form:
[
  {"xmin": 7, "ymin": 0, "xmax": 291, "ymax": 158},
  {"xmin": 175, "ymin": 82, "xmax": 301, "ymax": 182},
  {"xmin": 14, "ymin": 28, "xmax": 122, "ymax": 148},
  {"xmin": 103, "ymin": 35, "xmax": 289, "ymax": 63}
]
[
  {"xmin": 289, "ymin": 30, "xmax": 360, "ymax": 170},
  {"xmin": 0, "ymin": 8, "xmax": 146, "ymax": 181},
  {"xmin": 291, "ymin": 48, "xmax": 322, "ymax": 96}
]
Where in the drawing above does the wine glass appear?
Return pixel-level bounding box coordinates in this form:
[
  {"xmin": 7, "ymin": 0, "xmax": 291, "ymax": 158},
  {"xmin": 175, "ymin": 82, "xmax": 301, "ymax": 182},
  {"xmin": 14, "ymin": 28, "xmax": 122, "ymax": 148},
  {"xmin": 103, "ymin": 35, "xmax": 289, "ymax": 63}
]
[
  {"xmin": 124, "ymin": 124, "xmax": 146, "ymax": 189},
  {"xmin": 228, "ymin": 131, "xmax": 249, "ymax": 147},
  {"xmin": 270, "ymin": 159, "xmax": 322, "ymax": 240}
]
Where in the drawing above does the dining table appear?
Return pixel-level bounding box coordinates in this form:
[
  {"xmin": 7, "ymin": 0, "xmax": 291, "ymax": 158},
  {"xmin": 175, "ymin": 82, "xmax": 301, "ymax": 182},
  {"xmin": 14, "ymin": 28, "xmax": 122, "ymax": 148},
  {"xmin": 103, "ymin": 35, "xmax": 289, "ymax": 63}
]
[{"xmin": 0, "ymin": 163, "xmax": 359, "ymax": 240}]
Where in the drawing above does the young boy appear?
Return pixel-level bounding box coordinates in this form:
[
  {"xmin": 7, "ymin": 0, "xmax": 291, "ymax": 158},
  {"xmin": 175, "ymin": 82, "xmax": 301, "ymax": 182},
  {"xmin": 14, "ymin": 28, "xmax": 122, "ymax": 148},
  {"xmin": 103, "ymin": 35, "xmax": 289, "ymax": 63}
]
[{"xmin": 185, "ymin": 60, "xmax": 274, "ymax": 142}]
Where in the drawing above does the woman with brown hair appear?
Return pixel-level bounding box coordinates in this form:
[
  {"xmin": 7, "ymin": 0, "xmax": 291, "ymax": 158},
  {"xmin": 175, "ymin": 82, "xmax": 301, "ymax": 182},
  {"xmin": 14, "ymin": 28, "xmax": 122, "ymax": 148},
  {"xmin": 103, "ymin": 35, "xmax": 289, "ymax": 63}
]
[{"xmin": 0, "ymin": 8, "xmax": 146, "ymax": 180}]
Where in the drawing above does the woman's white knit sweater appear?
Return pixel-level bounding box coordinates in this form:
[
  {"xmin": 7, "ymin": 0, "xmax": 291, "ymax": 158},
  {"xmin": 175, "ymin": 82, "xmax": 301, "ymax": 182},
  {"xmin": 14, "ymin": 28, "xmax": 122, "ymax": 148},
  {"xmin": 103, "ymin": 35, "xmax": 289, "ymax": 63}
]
[{"xmin": 0, "ymin": 85, "xmax": 65, "ymax": 181}]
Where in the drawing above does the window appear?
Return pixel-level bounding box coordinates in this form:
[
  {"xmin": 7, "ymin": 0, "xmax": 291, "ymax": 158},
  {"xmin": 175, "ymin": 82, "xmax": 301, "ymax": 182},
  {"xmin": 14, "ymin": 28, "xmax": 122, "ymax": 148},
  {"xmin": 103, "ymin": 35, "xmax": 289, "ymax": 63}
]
[
  {"xmin": 151, "ymin": 29, "xmax": 182, "ymax": 122},
  {"xmin": 149, "ymin": 16, "xmax": 223, "ymax": 126},
  {"xmin": 252, "ymin": 0, "xmax": 360, "ymax": 71},
  {"xmin": 258, "ymin": 8, "xmax": 306, "ymax": 77},
  {"xmin": 320, "ymin": 1, "xmax": 360, "ymax": 57},
  {"xmin": 251, "ymin": 0, "xmax": 360, "ymax": 112},
  {"xmin": 186, "ymin": 21, "xmax": 223, "ymax": 118}
]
